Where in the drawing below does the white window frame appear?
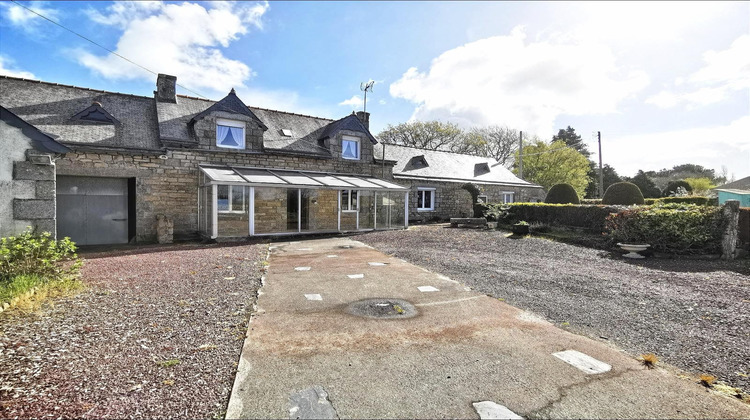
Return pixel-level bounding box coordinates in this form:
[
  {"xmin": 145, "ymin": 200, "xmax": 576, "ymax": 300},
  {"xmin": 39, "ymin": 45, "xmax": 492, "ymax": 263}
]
[
  {"xmin": 417, "ymin": 187, "xmax": 435, "ymax": 211},
  {"xmin": 341, "ymin": 189, "xmax": 358, "ymax": 212},
  {"xmin": 502, "ymin": 192, "xmax": 515, "ymax": 204},
  {"xmin": 217, "ymin": 185, "xmax": 246, "ymax": 213},
  {"xmin": 216, "ymin": 118, "xmax": 245, "ymax": 149},
  {"xmin": 477, "ymin": 195, "xmax": 488, "ymax": 204},
  {"xmin": 341, "ymin": 135, "xmax": 360, "ymax": 160}
]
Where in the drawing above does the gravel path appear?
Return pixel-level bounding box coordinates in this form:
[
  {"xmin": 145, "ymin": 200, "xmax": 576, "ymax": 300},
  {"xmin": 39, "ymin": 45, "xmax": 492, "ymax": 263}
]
[
  {"xmin": 0, "ymin": 243, "xmax": 266, "ymax": 419},
  {"xmin": 356, "ymin": 225, "xmax": 750, "ymax": 393}
]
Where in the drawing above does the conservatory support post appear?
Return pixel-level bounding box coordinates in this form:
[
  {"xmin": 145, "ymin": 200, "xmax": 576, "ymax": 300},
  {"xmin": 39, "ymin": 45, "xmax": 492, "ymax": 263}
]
[{"xmin": 721, "ymin": 199, "xmax": 740, "ymax": 260}]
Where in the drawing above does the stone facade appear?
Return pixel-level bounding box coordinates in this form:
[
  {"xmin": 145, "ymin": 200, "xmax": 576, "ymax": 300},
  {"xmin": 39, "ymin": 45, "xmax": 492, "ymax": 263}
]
[
  {"xmin": 55, "ymin": 136, "xmax": 392, "ymax": 241},
  {"xmin": 400, "ymin": 180, "xmax": 547, "ymax": 223},
  {"xmin": 0, "ymin": 120, "xmax": 59, "ymax": 238}
]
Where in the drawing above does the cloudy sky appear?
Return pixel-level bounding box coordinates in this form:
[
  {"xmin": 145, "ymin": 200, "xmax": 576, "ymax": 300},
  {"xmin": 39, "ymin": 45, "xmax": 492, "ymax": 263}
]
[{"xmin": 1, "ymin": 1, "xmax": 748, "ymax": 179}]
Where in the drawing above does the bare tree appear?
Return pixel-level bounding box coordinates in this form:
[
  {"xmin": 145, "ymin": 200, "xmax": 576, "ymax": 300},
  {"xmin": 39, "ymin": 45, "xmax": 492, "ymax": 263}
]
[
  {"xmin": 458, "ymin": 125, "xmax": 519, "ymax": 167},
  {"xmin": 376, "ymin": 121, "xmax": 464, "ymax": 151}
]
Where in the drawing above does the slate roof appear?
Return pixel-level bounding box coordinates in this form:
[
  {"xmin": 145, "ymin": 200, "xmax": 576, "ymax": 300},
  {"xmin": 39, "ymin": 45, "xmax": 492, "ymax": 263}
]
[
  {"xmin": 0, "ymin": 75, "xmax": 379, "ymax": 157},
  {"xmin": 319, "ymin": 114, "xmax": 378, "ymax": 144},
  {"xmin": 715, "ymin": 176, "xmax": 750, "ymax": 192},
  {"xmin": 0, "ymin": 76, "xmax": 161, "ymax": 151},
  {"xmin": 375, "ymin": 143, "xmax": 542, "ymax": 187},
  {"xmin": 0, "ymin": 105, "xmax": 71, "ymax": 154}
]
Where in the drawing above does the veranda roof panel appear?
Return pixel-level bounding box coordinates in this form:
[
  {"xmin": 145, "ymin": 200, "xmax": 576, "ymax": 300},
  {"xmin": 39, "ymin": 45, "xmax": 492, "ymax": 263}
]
[{"xmin": 199, "ymin": 165, "xmax": 407, "ymax": 191}]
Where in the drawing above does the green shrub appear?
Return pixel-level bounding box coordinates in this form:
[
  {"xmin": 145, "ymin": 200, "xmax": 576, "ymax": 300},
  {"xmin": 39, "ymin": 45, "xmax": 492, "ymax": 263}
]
[
  {"xmin": 483, "ymin": 203, "xmax": 511, "ymax": 222},
  {"xmin": 493, "ymin": 203, "xmax": 623, "ymax": 232},
  {"xmin": 662, "ymin": 180, "xmax": 693, "ymax": 197},
  {"xmin": 644, "ymin": 196, "xmax": 711, "ymax": 206},
  {"xmin": 604, "ymin": 203, "xmax": 724, "ymax": 253},
  {"xmin": 602, "ymin": 182, "xmax": 645, "ymax": 205},
  {"xmin": 545, "ymin": 183, "xmax": 580, "ymax": 204},
  {"xmin": 0, "ymin": 229, "xmax": 81, "ymax": 282},
  {"xmin": 0, "ymin": 274, "xmax": 44, "ymax": 303},
  {"xmin": 581, "ymin": 199, "xmax": 602, "ymax": 205}
]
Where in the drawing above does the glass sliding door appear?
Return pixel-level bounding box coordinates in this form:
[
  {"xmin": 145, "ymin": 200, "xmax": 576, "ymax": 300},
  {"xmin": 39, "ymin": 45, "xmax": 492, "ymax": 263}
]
[
  {"xmin": 358, "ymin": 190, "xmax": 375, "ymax": 229},
  {"xmin": 301, "ymin": 189, "xmax": 338, "ymax": 232}
]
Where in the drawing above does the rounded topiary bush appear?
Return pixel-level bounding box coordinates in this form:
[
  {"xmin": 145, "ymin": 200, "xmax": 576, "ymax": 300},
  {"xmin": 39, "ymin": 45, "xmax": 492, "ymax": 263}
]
[
  {"xmin": 544, "ymin": 183, "xmax": 580, "ymax": 204},
  {"xmin": 662, "ymin": 180, "xmax": 693, "ymax": 197},
  {"xmin": 602, "ymin": 182, "xmax": 645, "ymax": 205}
]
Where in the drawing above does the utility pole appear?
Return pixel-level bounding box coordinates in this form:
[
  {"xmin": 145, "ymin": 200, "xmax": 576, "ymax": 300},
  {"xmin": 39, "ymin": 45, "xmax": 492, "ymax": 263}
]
[
  {"xmin": 518, "ymin": 131, "xmax": 523, "ymax": 179},
  {"xmin": 598, "ymin": 131, "xmax": 604, "ymax": 198}
]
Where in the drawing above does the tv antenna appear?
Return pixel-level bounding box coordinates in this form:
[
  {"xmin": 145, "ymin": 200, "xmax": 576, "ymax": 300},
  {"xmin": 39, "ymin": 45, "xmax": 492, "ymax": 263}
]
[{"xmin": 360, "ymin": 80, "xmax": 375, "ymax": 114}]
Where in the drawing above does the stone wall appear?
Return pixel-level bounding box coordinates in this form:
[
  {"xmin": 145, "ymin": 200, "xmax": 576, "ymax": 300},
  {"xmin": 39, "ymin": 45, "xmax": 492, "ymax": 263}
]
[
  {"xmin": 56, "ymin": 147, "xmax": 395, "ymax": 242},
  {"xmin": 398, "ymin": 179, "xmax": 546, "ymax": 223},
  {"xmin": 0, "ymin": 120, "xmax": 58, "ymax": 238}
]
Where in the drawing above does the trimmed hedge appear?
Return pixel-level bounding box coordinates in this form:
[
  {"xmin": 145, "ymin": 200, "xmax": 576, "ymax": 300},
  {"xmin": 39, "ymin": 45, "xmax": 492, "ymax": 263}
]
[
  {"xmin": 604, "ymin": 203, "xmax": 724, "ymax": 254},
  {"xmin": 545, "ymin": 184, "xmax": 580, "ymax": 204},
  {"xmin": 602, "ymin": 182, "xmax": 645, "ymax": 205},
  {"xmin": 662, "ymin": 180, "xmax": 693, "ymax": 197},
  {"xmin": 581, "ymin": 199, "xmax": 602, "ymax": 205},
  {"xmin": 643, "ymin": 196, "xmax": 712, "ymax": 206},
  {"xmin": 485, "ymin": 202, "xmax": 623, "ymax": 232}
]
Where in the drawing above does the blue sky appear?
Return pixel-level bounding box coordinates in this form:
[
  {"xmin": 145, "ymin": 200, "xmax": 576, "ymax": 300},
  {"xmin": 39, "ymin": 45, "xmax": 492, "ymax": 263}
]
[{"xmin": 1, "ymin": 1, "xmax": 748, "ymax": 180}]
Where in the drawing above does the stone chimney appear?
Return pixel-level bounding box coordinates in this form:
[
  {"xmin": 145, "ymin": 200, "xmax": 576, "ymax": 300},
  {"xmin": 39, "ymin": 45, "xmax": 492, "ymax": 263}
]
[
  {"xmin": 355, "ymin": 111, "xmax": 370, "ymax": 130},
  {"xmin": 155, "ymin": 74, "xmax": 177, "ymax": 103}
]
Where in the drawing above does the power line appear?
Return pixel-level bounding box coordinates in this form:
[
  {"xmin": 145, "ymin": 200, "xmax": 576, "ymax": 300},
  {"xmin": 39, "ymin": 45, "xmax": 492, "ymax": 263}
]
[{"xmin": 10, "ymin": 0, "xmax": 209, "ymax": 99}]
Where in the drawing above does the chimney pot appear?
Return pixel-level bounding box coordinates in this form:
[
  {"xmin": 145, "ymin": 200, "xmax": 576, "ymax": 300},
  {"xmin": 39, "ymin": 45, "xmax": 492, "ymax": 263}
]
[
  {"xmin": 355, "ymin": 111, "xmax": 370, "ymax": 130},
  {"xmin": 155, "ymin": 74, "xmax": 177, "ymax": 103}
]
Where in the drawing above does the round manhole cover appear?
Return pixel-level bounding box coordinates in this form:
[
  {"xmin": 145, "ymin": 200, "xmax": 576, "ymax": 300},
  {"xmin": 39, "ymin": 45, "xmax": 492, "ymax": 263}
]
[{"xmin": 346, "ymin": 298, "xmax": 417, "ymax": 319}]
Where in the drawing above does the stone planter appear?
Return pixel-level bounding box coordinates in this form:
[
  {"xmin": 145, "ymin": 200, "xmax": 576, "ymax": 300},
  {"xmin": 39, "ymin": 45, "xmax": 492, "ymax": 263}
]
[
  {"xmin": 512, "ymin": 223, "xmax": 529, "ymax": 236},
  {"xmin": 617, "ymin": 243, "xmax": 650, "ymax": 259}
]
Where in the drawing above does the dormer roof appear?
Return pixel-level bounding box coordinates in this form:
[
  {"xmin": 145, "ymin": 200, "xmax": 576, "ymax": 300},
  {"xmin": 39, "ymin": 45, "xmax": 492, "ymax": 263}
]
[
  {"xmin": 318, "ymin": 114, "xmax": 378, "ymax": 144},
  {"xmin": 70, "ymin": 101, "xmax": 120, "ymax": 125},
  {"xmin": 190, "ymin": 88, "xmax": 267, "ymax": 130}
]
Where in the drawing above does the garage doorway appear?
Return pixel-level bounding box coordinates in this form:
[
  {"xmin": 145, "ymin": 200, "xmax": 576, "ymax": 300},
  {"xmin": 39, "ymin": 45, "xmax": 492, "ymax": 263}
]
[{"xmin": 56, "ymin": 176, "xmax": 134, "ymax": 245}]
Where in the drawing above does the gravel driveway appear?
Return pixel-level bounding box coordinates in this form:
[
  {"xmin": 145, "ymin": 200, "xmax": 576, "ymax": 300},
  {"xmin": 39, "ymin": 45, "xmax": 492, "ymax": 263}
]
[
  {"xmin": 0, "ymin": 243, "xmax": 266, "ymax": 419},
  {"xmin": 357, "ymin": 225, "xmax": 750, "ymax": 393}
]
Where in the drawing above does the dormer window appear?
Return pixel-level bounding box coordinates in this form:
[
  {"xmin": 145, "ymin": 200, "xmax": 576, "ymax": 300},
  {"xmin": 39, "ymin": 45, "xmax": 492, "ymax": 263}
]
[
  {"xmin": 342, "ymin": 136, "xmax": 360, "ymax": 160},
  {"xmin": 216, "ymin": 118, "xmax": 245, "ymax": 149}
]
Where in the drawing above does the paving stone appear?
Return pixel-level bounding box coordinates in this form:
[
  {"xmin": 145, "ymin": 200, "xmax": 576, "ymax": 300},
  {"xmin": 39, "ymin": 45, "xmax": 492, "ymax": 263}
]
[
  {"xmin": 472, "ymin": 401, "xmax": 523, "ymax": 419},
  {"xmin": 418, "ymin": 286, "xmax": 440, "ymax": 292},
  {"xmin": 304, "ymin": 294, "xmax": 322, "ymax": 301},
  {"xmin": 289, "ymin": 386, "xmax": 338, "ymax": 419},
  {"xmin": 326, "ymin": 255, "xmax": 338, "ymax": 258},
  {"xmin": 368, "ymin": 262, "xmax": 387, "ymax": 266},
  {"xmin": 347, "ymin": 274, "xmax": 364, "ymax": 279},
  {"xmin": 553, "ymin": 350, "xmax": 611, "ymax": 374},
  {"xmin": 295, "ymin": 267, "xmax": 311, "ymax": 271}
]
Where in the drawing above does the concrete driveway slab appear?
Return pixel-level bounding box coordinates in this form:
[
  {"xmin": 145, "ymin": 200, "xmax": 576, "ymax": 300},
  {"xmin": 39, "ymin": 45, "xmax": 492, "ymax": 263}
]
[{"xmin": 227, "ymin": 237, "xmax": 750, "ymax": 419}]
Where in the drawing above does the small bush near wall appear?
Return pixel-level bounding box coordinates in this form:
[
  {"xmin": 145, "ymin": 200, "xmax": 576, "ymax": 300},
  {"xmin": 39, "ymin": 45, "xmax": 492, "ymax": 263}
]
[
  {"xmin": 643, "ymin": 196, "xmax": 712, "ymax": 206},
  {"xmin": 604, "ymin": 203, "xmax": 724, "ymax": 254},
  {"xmin": 0, "ymin": 229, "xmax": 82, "ymax": 308},
  {"xmin": 484, "ymin": 203, "xmax": 623, "ymax": 232}
]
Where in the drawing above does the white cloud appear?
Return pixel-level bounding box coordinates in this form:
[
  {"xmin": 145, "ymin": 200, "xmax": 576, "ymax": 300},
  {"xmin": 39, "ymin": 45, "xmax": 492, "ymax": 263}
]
[
  {"xmin": 338, "ymin": 95, "xmax": 363, "ymax": 109},
  {"xmin": 606, "ymin": 116, "xmax": 750, "ymax": 179},
  {"xmin": 1, "ymin": 1, "xmax": 60, "ymax": 29},
  {"xmin": 0, "ymin": 55, "xmax": 35, "ymax": 79},
  {"xmin": 390, "ymin": 27, "xmax": 648, "ymax": 137},
  {"xmin": 76, "ymin": 1, "xmax": 268, "ymax": 95},
  {"xmin": 646, "ymin": 34, "xmax": 750, "ymax": 109}
]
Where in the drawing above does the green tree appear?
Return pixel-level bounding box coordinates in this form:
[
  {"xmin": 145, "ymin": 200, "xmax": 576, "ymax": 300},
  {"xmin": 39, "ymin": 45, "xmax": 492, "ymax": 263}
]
[
  {"xmin": 585, "ymin": 163, "xmax": 622, "ymax": 198},
  {"xmin": 625, "ymin": 170, "xmax": 661, "ymax": 198},
  {"xmin": 514, "ymin": 140, "xmax": 590, "ymax": 197},
  {"xmin": 684, "ymin": 177, "xmax": 716, "ymax": 195},
  {"xmin": 377, "ymin": 121, "xmax": 465, "ymax": 151},
  {"xmin": 552, "ymin": 126, "xmax": 590, "ymax": 157}
]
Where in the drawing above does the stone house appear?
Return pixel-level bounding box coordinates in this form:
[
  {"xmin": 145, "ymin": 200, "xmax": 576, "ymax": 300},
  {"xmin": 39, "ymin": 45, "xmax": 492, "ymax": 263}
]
[
  {"xmin": 1, "ymin": 74, "xmax": 543, "ymax": 244},
  {"xmin": 374, "ymin": 144, "xmax": 545, "ymax": 222},
  {"xmin": 1, "ymin": 74, "xmax": 408, "ymax": 245}
]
